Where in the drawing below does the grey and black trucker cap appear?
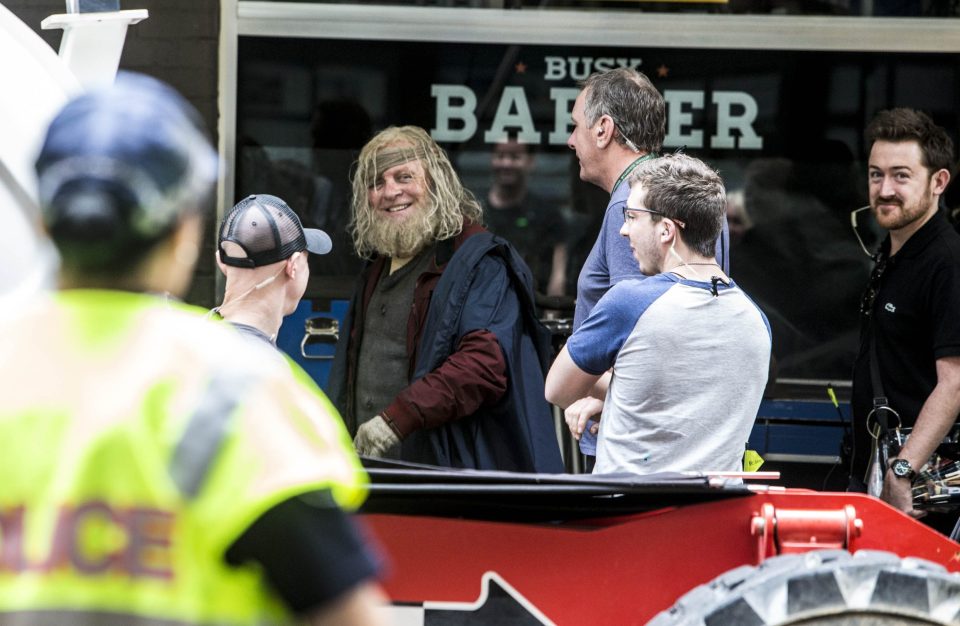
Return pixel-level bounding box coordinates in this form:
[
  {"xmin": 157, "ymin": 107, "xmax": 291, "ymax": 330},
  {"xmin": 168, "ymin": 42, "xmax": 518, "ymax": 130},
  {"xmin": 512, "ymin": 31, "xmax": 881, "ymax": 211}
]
[{"xmin": 218, "ymin": 194, "xmax": 332, "ymax": 268}]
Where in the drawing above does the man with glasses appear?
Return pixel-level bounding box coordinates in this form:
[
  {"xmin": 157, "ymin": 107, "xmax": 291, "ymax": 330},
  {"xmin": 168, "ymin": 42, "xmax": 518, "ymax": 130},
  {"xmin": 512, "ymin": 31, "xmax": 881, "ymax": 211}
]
[
  {"xmin": 545, "ymin": 154, "xmax": 770, "ymax": 475},
  {"xmin": 564, "ymin": 68, "xmax": 730, "ymax": 464},
  {"xmin": 850, "ymin": 108, "xmax": 960, "ymax": 535}
]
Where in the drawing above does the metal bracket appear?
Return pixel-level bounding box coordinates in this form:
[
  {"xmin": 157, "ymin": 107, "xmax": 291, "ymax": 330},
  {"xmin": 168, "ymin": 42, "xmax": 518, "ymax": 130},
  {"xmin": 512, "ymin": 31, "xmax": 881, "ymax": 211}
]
[
  {"xmin": 41, "ymin": 8, "xmax": 148, "ymax": 88},
  {"xmin": 751, "ymin": 502, "xmax": 863, "ymax": 563},
  {"xmin": 300, "ymin": 316, "xmax": 338, "ymax": 360}
]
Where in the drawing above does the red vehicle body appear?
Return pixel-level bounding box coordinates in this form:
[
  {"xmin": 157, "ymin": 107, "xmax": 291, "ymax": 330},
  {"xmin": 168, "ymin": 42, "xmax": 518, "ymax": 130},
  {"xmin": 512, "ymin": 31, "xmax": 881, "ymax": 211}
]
[{"xmin": 360, "ymin": 465, "xmax": 960, "ymax": 625}]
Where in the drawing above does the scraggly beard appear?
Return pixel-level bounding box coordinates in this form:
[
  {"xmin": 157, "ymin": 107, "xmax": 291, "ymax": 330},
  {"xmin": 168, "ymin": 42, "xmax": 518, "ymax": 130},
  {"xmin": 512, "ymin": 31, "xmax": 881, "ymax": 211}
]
[{"xmin": 360, "ymin": 201, "xmax": 438, "ymax": 259}]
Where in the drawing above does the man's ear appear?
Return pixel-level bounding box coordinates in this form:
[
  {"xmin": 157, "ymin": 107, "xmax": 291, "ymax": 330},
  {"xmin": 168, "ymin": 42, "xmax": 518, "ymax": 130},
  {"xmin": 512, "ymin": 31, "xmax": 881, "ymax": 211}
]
[
  {"xmin": 596, "ymin": 115, "xmax": 615, "ymax": 149},
  {"xmin": 214, "ymin": 249, "xmax": 227, "ymax": 276},
  {"xmin": 285, "ymin": 251, "xmax": 301, "ymax": 278},
  {"xmin": 932, "ymin": 168, "xmax": 951, "ymax": 196},
  {"xmin": 660, "ymin": 219, "xmax": 678, "ymax": 243}
]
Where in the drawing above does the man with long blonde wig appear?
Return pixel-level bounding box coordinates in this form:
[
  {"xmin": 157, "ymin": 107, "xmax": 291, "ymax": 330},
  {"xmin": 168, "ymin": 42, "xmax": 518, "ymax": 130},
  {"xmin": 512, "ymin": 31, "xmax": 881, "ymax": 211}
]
[
  {"xmin": 349, "ymin": 126, "xmax": 482, "ymax": 261},
  {"xmin": 330, "ymin": 126, "xmax": 563, "ymax": 472}
]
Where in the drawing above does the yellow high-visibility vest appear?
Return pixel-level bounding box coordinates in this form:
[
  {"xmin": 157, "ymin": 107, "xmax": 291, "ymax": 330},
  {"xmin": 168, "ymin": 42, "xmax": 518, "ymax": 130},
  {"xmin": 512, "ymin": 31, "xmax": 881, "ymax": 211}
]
[{"xmin": 0, "ymin": 290, "xmax": 367, "ymax": 624}]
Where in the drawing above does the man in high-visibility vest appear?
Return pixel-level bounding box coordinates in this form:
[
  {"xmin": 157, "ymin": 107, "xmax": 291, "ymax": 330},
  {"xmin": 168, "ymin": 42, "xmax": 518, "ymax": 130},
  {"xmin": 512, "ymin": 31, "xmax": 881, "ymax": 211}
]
[{"xmin": 0, "ymin": 73, "xmax": 384, "ymax": 625}]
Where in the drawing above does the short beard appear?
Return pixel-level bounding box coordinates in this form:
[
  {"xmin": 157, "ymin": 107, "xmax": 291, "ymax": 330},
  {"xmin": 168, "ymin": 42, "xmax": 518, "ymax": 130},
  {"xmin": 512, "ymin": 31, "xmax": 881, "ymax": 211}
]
[
  {"xmin": 360, "ymin": 202, "xmax": 438, "ymax": 259},
  {"xmin": 872, "ymin": 184, "xmax": 935, "ymax": 232}
]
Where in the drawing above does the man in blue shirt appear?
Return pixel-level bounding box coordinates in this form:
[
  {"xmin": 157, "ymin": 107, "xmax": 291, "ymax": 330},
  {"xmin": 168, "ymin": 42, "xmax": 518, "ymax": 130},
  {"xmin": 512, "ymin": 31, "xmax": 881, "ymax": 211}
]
[
  {"xmin": 565, "ymin": 69, "xmax": 730, "ymax": 461},
  {"xmin": 546, "ymin": 154, "xmax": 769, "ymax": 475}
]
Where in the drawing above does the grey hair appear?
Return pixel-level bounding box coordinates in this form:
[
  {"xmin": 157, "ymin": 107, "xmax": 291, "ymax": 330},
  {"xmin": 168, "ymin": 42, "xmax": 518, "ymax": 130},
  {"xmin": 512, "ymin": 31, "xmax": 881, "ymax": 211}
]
[{"xmin": 581, "ymin": 68, "xmax": 665, "ymax": 154}]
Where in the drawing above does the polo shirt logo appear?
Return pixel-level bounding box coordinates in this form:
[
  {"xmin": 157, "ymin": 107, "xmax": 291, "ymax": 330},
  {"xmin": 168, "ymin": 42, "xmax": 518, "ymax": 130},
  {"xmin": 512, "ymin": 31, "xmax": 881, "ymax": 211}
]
[{"xmin": 884, "ymin": 302, "xmax": 896, "ymax": 313}]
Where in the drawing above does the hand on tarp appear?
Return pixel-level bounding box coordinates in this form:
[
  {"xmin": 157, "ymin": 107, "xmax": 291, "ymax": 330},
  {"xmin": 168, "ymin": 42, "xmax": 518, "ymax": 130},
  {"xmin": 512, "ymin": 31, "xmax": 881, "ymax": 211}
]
[{"xmin": 354, "ymin": 414, "xmax": 401, "ymax": 457}]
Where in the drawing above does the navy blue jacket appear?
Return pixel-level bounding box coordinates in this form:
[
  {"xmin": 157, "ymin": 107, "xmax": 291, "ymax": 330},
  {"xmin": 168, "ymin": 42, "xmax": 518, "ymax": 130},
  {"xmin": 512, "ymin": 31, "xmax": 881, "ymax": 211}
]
[{"xmin": 330, "ymin": 228, "xmax": 563, "ymax": 473}]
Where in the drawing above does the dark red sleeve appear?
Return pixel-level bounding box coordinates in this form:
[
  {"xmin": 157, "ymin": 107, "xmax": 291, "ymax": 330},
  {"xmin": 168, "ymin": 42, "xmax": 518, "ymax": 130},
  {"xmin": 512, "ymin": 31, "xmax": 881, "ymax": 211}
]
[{"xmin": 382, "ymin": 329, "xmax": 507, "ymax": 437}]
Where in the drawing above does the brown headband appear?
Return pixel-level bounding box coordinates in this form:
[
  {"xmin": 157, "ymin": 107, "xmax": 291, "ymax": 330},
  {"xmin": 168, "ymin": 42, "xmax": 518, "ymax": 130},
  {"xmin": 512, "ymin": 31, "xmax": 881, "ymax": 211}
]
[{"xmin": 371, "ymin": 146, "xmax": 428, "ymax": 183}]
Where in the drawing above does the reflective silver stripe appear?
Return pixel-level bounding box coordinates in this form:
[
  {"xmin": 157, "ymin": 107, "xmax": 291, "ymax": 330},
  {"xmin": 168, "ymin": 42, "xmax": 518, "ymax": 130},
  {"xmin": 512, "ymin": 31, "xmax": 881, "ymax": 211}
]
[
  {"xmin": 169, "ymin": 371, "xmax": 253, "ymax": 498},
  {"xmin": 0, "ymin": 611, "xmax": 196, "ymax": 626}
]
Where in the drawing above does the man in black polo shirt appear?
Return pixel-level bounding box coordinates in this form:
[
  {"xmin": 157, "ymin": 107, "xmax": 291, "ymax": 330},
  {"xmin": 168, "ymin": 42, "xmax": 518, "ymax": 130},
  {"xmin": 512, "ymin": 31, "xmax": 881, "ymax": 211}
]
[{"xmin": 850, "ymin": 108, "xmax": 960, "ymax": 534}]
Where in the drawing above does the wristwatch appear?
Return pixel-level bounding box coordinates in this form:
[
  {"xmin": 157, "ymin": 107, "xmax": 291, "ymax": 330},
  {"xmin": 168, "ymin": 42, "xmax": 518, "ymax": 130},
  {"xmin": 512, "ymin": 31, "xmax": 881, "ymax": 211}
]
[{"xmin": 889, "ymin": 458, "xmax": 917, "ymax": 481}]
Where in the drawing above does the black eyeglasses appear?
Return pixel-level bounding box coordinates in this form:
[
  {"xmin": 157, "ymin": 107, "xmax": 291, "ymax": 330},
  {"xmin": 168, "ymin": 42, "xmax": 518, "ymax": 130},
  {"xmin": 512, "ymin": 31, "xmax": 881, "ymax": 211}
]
[
  {"xmin": 859, "ymin": 254, "xmax": 888, "ymax": 318},
  {"xmin": 622, "ymin": 206, "xmax": 687, "ymax": 229}
]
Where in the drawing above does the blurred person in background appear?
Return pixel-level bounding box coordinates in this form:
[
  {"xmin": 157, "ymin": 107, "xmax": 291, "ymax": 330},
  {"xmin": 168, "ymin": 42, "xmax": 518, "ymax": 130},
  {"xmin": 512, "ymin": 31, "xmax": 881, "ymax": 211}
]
[{"xmin": 483, "ymin": 137, "xmax": 568, "ymax": 301}]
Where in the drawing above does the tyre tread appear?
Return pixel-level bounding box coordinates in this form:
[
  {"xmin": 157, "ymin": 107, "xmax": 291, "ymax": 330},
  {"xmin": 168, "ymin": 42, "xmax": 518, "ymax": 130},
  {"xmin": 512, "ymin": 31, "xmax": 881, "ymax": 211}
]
[{"xmin": 647, "ymin": 549, "xmax": 960, "ymax": 626}]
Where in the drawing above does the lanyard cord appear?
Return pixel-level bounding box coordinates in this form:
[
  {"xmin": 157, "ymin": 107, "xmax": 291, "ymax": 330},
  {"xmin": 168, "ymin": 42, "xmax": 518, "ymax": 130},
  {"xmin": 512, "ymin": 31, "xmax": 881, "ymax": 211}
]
[{"xmin": 613, "ymin": 152, "xmax": 658, "ymax": 191}]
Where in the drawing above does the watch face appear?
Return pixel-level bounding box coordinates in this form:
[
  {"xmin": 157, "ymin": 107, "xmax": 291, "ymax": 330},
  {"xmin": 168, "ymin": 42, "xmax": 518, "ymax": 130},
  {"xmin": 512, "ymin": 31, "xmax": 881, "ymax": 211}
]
[{"xmin": 893, "ymin": 459, "xmax": 914, "ymax": 478}]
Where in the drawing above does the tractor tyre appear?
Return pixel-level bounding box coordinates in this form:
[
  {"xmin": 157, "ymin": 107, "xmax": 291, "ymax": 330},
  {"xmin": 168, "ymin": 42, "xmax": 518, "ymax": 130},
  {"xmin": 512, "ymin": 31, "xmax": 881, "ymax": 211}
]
[{"xmin": 647, "ymin": 549, "xmax": 960, "ymax": 625}]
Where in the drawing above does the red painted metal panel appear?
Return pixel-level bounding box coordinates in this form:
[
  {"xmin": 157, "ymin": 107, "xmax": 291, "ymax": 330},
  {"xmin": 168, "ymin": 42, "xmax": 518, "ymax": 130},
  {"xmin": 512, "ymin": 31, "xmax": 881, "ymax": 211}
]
[{"xmin": 363, "ymin": 489, "xmax": 960, "ymax": 625}]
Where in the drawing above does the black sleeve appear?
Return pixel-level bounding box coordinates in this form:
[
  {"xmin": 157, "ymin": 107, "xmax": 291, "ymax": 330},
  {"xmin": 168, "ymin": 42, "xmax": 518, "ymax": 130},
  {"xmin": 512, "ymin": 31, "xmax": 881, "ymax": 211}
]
[{"xmin": 225, "ymin": 490, "xmax": 382, "ymax": 615}]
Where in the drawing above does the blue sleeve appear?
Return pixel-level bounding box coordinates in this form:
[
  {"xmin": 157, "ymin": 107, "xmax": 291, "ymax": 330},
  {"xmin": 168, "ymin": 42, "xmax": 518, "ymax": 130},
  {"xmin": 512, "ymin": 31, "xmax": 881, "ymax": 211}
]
[
  {"xmin": 731, "ymin": 280, "xmax": 772, "ymax": 341},
  {"xmin": 606, "ymin": 187, "xmax": 643, "ymax": 287},
  {"xmin": 567, "ymin": 276, "xmax": 675, "ymax": 375}
]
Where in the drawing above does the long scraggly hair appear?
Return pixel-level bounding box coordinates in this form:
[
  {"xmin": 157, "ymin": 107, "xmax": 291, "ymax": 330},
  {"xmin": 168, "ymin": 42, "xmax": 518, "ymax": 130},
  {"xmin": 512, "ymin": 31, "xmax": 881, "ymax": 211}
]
[{"xmin": 350, "ymin": 126, "xmax": 483, "ymax": 259}]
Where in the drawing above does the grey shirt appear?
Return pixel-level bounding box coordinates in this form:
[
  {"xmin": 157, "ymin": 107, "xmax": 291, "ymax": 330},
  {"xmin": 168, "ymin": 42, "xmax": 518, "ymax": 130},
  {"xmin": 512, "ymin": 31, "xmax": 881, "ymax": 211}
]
[
  {"xmin": 230, "ymin": 321, "xmax": 275, "ymax": 346},
  {"xmin": 353, "ymin": 247, "xmax": 434, "ymax": 458}
]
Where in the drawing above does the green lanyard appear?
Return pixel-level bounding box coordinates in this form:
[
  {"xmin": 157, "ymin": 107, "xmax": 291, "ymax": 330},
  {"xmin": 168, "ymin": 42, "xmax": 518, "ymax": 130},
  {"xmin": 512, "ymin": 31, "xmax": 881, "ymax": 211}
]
[{"xmin": 613, "ymin": 152, "xmax": 658, "ymax": 191}]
